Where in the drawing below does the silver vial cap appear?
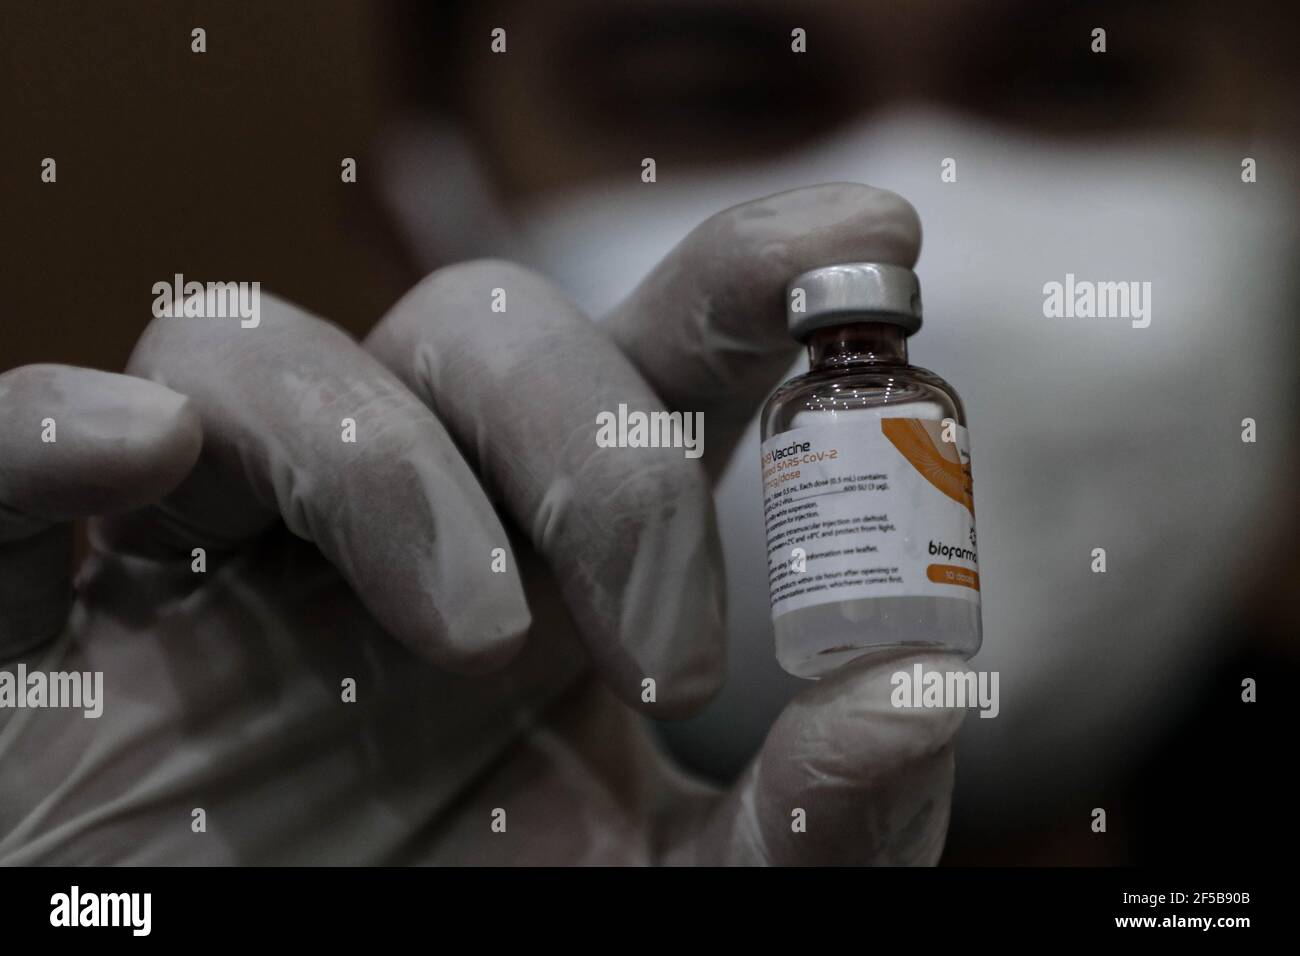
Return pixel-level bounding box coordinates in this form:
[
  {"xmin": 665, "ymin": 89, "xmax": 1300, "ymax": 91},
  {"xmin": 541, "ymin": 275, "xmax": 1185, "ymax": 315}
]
[{"xmin": 786, "ymin": 262, "xmax": 923, "ymax": 342}]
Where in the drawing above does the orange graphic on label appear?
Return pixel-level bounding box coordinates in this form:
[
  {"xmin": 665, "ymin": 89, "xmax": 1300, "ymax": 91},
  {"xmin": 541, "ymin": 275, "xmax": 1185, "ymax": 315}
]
[{"xmin": 881, "ymin": 419, "xmax": 974, "ymax": 515}]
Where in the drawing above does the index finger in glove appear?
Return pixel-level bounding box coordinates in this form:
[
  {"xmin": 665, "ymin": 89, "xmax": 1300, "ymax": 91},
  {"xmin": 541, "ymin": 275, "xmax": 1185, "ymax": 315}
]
[
  {"xmin": 366, "ymin": 260, "xmax": 726, "ymax": 717},
  {"xmin": 92, "ymin": 295, "xmax": 531, "ymax": 673},
  {"xmin": 603, "ymin": 183, "xmax": 922, "ymax": 478}
]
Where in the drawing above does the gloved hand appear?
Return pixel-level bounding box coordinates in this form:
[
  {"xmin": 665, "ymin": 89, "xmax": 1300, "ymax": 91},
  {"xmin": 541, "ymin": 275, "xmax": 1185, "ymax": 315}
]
[{"xmin": 0, "ymin": 183, "xmax": 967, "ymax": 865}]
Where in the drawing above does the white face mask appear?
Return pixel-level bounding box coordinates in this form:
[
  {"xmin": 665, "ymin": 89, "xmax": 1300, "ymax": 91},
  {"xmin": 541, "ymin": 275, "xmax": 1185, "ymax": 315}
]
[{"xmin": 379, "ymin": 109, "xmax": 1297, "ymax": 822}]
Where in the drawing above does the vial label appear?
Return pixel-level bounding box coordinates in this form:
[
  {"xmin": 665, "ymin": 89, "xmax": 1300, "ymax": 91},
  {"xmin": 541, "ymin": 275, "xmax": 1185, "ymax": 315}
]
[{"xmin": 760, "ymin": 417, "xmax": 979, "ymax": 620}]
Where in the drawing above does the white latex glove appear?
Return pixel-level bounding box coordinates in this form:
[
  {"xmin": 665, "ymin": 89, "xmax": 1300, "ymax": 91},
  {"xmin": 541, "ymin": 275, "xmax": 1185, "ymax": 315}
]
[{"xmin": 0, "ymin": 184, "xmax": 967, "ymax": 864}]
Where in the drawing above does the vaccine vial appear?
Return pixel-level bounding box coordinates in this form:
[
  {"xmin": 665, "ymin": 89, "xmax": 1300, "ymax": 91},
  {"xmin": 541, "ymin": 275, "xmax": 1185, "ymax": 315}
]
[{"xmin": 759, "ymin": 263, "xmax": 981, "ymax": 678}]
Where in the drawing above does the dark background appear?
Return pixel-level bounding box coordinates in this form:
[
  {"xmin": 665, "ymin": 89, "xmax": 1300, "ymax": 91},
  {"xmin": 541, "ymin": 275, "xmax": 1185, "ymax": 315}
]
[{"xmin": 1, "ymin": 1, "xmax": 414, "ymax": 372}]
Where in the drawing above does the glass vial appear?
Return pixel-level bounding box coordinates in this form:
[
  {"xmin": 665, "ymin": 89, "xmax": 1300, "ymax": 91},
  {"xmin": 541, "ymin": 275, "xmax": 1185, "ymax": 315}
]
[{"xmin": 759, "ymin": 263, "xmax": 981, "ymax": 678}]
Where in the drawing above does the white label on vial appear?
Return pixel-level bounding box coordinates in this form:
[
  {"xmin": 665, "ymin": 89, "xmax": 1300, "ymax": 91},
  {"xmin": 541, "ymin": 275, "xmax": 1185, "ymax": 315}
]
[{"xmin": 760, "ymin": 417, "xmax": 979, "ymax": 620}]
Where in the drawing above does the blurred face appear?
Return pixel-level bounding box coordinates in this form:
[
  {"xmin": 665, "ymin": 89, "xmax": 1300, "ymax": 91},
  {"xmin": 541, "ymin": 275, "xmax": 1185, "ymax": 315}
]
[{"xmin": 432, "ymin": 0, "xmax": 1294, "ymax": 203}]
